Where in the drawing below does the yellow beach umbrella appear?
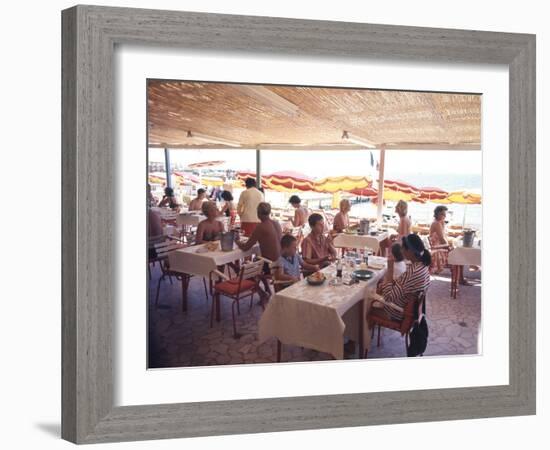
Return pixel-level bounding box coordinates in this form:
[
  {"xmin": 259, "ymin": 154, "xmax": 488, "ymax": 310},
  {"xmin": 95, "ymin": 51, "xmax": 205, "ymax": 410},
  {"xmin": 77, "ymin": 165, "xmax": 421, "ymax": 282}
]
[
  {"xmin": 446, "ymin": 189, "xmax": 482, "ymax": 204},
  {"xmin": 313, "ymin": 175, "xmax": 373, "ymax": 193},
  {"xmin": 148, "ymin": 172, "xmax": 166, "ymax": 185},
  {"xmin": 201, "ymin": 176, "xmax": 225, "ymax": 187}
]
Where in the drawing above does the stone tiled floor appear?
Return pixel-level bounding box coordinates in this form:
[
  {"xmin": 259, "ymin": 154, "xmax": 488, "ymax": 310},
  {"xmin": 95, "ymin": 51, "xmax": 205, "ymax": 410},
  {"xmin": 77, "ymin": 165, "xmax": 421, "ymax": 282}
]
[{"xmin": 148, "ymin": 265, "xmax": 481, "ymax": 368}]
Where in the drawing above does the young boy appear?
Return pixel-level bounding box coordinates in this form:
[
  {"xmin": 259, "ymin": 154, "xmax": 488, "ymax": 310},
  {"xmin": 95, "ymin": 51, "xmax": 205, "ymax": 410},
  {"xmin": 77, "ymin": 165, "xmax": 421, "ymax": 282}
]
[{"xmin": 275, "ymin": 234, "xmax": 319, "ymax": 287}]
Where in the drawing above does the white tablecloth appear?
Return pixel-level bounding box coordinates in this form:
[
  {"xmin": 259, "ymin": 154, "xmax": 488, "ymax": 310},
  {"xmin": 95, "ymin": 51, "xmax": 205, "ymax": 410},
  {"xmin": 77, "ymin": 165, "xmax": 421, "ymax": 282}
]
[
  {"xmin": 177, "ymin": 213, "xmax": 227, "ymax": 227},
  {"xmin": 176, "ymin": 213, "xmax": 206, "ymax": 227},
  {"xmin": 259, "ymin": 257, "xmax": 387, "ymax": 359},
  {"xmin": 332, "ymin": 232, "xmax": 388, "ymax": 252},
  {"xmin": 169, "ymin": 242, "xmax": 260, "ymax": 278},
  {"xmin": 448, "ymin": 246, "xmax": 481, "ymax": 266}
]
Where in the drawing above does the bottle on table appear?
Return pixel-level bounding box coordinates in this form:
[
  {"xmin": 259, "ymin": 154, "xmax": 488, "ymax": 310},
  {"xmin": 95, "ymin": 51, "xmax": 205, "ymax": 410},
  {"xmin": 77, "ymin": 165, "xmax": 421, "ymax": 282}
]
[{"xmin": 336, "ymin": 258, "xmax": 343, "ymax": 279}]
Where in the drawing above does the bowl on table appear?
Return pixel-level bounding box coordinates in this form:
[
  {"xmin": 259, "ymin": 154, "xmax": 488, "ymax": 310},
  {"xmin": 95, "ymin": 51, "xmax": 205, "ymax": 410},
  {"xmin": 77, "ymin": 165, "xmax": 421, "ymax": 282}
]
[
  {"xmin": 351, "ymin": 269, "xmax": 375, "ymax": 281},
  {"xmin": 306, "ymin": 272, "xmax": 326, "ymax": 286}
]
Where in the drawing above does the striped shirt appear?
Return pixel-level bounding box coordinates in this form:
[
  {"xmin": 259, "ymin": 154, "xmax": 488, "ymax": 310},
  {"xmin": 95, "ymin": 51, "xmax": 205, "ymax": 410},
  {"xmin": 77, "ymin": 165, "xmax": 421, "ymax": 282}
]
[
  {"xmin": 381, "ymin": 261, "xmax": 430, "ymax": 320},
  {"xmin": 301, "ymin": 232, "xmax": 336, "ymax": 261}
]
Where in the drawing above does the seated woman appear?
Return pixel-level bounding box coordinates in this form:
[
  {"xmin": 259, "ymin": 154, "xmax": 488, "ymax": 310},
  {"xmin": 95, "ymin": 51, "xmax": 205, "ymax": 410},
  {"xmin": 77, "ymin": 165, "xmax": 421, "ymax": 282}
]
[
  {"xmin": 158, "ymin": 187, "xmax": 180, "ymax": 210},
  {"xmin": 195, "ymin": 201, "xmax": 224, "ymax": 244},
  {"xmin": 333, "ymin": 199, "xmax": 351, "ymax": 233},
  {"xmin": 301, "ymin": 213, "xmax": 337, "ymax": 269},
  {"xmin": 288, "ymin": 195, "xmax": 308, "ymax": 228},
  {"xmin": 275, "ymin": 234, "xmax": 319, "ymax": 289},
  {"xmin": 219, "ymin": 190, "xmax": 237, "ymax": 227},
  {"xmin": 428, "ymin": 205, "xmax": 451, "ymax": 274},
  {"xmin": 374, "ymin": 234, "xmax": 431, "ymax": 321}
]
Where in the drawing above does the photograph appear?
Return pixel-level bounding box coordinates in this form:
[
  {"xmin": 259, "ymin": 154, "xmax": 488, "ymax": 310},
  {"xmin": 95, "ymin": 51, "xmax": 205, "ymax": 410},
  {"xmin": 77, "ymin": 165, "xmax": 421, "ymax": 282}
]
[{"xmin": 146, "ymin": 80, "xmax": 482, "ymax": 368}]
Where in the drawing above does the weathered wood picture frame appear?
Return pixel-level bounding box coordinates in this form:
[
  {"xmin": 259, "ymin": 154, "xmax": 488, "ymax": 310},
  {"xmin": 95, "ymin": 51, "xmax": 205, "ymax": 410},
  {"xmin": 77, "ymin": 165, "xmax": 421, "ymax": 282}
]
[{"xmin": 61, "ymin": 5, "xmax": 536, "ymax": 444}]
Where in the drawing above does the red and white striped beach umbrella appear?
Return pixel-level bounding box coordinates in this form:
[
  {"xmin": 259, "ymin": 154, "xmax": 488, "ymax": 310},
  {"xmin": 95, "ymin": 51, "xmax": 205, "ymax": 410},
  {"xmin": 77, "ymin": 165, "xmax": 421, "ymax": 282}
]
[
  {"xmin": 382, "ymin": 179, "xmax": 420, "ymax": 202},
  {"xmin": 415, "ymin": 186, "xmax": 449, "ymax": 203}
]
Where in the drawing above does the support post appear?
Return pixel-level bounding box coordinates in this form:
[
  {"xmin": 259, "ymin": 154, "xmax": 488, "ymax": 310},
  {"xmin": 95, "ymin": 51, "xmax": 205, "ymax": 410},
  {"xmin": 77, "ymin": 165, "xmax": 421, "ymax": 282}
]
[
  {"xmin": 256, "ymin": 148, "xmax": 262, "ymax": 188},
  {"xmin": 376, "ymin": 145, "xmax": 386, "ymax": 224},
  {"xmin": 164, "ymin": 148, "xmax": 172, "ymax": 189}
]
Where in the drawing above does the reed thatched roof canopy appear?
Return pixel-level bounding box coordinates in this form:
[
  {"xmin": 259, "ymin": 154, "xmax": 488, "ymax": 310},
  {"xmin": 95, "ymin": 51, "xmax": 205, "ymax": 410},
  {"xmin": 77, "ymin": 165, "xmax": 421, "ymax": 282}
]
[{"xmin": 147, "ymin": 80, "xmax": 481, "ymax": 150}]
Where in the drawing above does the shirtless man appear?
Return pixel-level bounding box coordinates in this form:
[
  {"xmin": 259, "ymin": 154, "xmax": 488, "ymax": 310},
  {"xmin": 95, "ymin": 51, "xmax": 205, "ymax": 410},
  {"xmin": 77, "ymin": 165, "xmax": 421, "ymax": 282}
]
[
  {"xmin": 288, "ymin": 195, "xmax": 308, "ymax": 228},
  {"xmin": 236, "ymin": 202, "xmax": 282, "ymax": 298},
  {"xmin": 188, "ymin": 188, "xmax": 207, "ymax": 211}
]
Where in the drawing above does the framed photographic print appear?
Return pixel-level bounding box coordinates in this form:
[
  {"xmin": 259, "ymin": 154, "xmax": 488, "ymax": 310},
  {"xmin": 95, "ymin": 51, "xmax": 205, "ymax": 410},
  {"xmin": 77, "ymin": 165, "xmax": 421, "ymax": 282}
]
[{"xmin": 62, "ymin": 5, "xmax": 536, "ymax": 444}]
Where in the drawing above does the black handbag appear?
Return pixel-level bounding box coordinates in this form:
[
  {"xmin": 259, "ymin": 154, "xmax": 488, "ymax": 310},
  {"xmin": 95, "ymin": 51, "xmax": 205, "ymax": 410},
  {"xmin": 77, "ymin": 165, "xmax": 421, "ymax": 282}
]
[{"xmin": 407, "ymin": 294, "xmax": 428, "ymax": 357}]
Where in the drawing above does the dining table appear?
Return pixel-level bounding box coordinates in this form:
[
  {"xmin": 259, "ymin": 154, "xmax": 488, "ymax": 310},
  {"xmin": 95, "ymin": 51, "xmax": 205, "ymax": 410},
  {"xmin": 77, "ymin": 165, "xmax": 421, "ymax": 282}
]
[
  {"xmin": 448, "ymin": 244, "xmax": 482, "ymax": 298},
  {"xmin": 168, "ymin": 240, "xmax": 260, "ymax": 312},
  {"xmin": 176, "ymin": 212, "xmax": 207, "ymax": 227},
  {"xmin": 332, "ymin": 231, "xmax": 389, "ymax": 253},
  {"xmin": 258, "ymin": 256, "xmax": 387, "ymax": 360}
]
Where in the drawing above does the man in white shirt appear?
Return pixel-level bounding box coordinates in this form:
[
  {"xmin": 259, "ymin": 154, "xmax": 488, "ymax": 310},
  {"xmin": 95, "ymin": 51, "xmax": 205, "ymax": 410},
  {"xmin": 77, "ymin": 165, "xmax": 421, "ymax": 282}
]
[{"xmin": 237, "ymin": 178, "xmax": 264, "ymax": 236}]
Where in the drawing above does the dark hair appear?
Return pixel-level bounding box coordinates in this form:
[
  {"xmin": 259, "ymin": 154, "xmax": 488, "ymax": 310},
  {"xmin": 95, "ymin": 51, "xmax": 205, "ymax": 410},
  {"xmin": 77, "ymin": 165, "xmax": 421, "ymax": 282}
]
[
  {"xmin": 258, "ymin": 186, "xmax": 265, "ymax": 193},
  {"xmin": 245, "ymin": 177, "xmax": 256, "ymax": 188},
  {"xmin": 402, "ymin": 234, "xmax": 432, "ymax": 267},
  {"xmin": 281, "ymin": 234, "xmax": 297, "ymax": 248},
  {"xmin": 257, "ymin": 202, "xmax": 271, "ymax": 218},
  {"xmin": 221, "ymin": 190, "xmax": 233, "ymax": 201},
  {"xmin": 289, "ymin": 195, "xmax": 301, "ymax": 205},
  {"xmin": 164, "ymin": 187, "xmax": 174, "ymax": 197},
  {"xmin": 434, "ymin": 205, "xmax": 448, "ymax": 219},
  {"xmin": 391, "ymin": 243, "xmax": 404, "ymax": 262},
  {"xmin": 308, "ymin": 213, "xmax": 324, "ymax": 228},
  {"xmin": 197, "ymin": 188, "xmax": 206, "ymax": 196}
]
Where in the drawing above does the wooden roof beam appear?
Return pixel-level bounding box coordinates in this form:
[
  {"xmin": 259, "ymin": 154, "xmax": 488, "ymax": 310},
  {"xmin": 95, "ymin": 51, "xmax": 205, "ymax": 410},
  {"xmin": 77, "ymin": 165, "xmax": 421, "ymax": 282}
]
[{"xmin": 233, "ymin": 85, "xmax": 300, "ymax": 116}]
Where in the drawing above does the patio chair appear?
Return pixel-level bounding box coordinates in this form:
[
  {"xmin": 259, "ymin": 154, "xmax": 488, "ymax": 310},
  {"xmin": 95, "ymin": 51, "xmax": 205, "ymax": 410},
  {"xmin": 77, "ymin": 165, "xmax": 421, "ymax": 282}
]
[
  {"xmin": 210, "ymin": 258, "xmax": 267, "ymax": 338},
  {"xmin": 148, "ymin": 234, "xmax": 166, "ymax": 279},
  {"xmin": 175, "ymin": 214, "xmax": 197, "ymax": 244},
  {"xmin": 160, "ymin": 209, "xmax": 179, "ymax": 225},
  {"xmin": 153, "ymin": 238, "xmax": 209, "ymax": 311},
  {"xmin": 427, "ymin": 235, "xmax": 451, "ymax": 275},
  {"xmin": 364, "ymin": 290, "xmax": 427, "ymax": 358}
]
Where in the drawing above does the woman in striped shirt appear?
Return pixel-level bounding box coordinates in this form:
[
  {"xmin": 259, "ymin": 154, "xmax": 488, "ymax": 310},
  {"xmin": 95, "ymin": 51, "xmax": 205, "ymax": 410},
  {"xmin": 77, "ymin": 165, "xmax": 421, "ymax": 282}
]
[{"xmin": 378, "ymin": 234, "xmax": 431, "ymax": 320}]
